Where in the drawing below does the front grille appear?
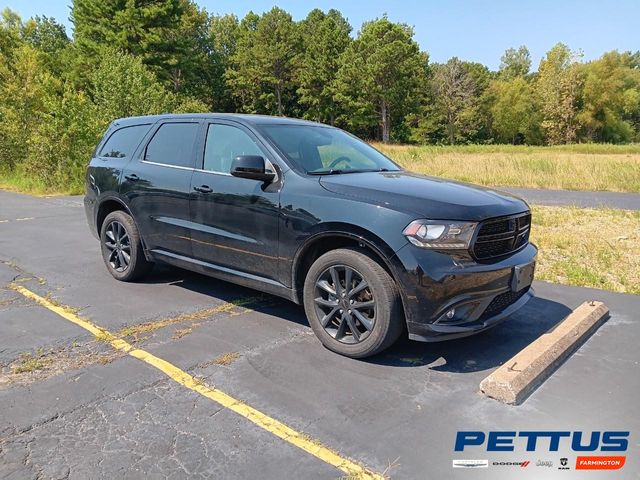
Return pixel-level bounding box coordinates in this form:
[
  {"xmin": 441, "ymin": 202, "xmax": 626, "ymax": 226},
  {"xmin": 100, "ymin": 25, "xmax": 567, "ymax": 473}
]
[
  {"xmin": 473, "ymin": 212, "xmax": 531, "ymax": 260},
  {"xmin": 479, "ymin": 288, "xmax": 529, "ymax": 321}
]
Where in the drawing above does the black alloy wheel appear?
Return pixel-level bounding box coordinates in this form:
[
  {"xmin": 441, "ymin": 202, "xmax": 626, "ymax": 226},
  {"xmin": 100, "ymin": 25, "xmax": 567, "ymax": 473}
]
[
  {"xmin": 100, "ymin": 210, "xmax": 152, "ymax": 282},
  {"xmin": 313, "ymin": 265, "xmax": 375, "ymax": 344},
  {"xmin": 104, "ymin": 220, "xmax": 131, "ymax": 272},
  {"xmin": 303, "ymin": 248, "xmax": 403, "ymax": 358}
]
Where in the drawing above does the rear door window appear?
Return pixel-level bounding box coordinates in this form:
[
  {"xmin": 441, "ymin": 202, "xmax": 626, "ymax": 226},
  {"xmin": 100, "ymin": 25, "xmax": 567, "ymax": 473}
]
[
  {"xmin": 144, "ymin": 123, "xmax": 199, "ymax": 168},
  {"xmin": 99, "ymin": 124, "xmax": 150, "ymax": 158}
]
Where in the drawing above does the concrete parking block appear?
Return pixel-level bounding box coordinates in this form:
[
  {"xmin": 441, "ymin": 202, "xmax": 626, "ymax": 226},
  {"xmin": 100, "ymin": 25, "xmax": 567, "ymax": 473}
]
[{"xmin": 479, "ymin": 301, "xmax": 609, "ymax": 405}]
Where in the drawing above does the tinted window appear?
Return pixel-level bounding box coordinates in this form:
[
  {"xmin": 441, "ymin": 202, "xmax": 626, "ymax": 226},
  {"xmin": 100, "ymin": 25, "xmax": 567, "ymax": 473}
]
[
  {"xmin": 203, "ymin": 124, "xmax": 263, "ymax": 173},
  {"xmin": 261, "ymin": 125, "xmax": 399, "ymax": 174},
  {"xmin": 99, "ymin": 124, "xmax": 150, "ymax": 158},
  {"xmin": 144, "ymin": 123, "xmax": 199, "ymax": 168}
]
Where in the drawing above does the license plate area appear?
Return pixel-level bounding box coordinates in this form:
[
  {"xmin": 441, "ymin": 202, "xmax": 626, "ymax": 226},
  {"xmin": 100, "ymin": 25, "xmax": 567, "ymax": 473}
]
[{"xmin": 511, "ymin": 261, "xmax": 535, "ymax": 292}]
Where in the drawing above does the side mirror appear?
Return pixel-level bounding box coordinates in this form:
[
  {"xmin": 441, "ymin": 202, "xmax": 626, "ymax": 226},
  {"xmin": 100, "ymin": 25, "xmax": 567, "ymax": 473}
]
[{"xmin": 230, "ymin": 155, "xmax": 275, "ymax": 182}]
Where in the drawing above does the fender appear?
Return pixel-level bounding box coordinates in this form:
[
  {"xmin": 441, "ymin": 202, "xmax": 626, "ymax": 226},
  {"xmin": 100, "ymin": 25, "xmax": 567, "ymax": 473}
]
[
  {"xmin": 290, "ymin": 223, "xmax": 408, "ymax": 308},
  {"xmin": 95, "ymin": 193, "xmax": 135, "ymax": 231}
]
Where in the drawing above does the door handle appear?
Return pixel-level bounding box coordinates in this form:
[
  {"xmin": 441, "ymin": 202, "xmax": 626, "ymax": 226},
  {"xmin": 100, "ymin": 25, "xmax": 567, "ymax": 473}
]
[
  {"xmin": 124, "ymin": 174, "xmax": 139, "ymax": 182},
  {"xmin": 194, "ymin": 185, "xmax": 213, "ymax": 193}
]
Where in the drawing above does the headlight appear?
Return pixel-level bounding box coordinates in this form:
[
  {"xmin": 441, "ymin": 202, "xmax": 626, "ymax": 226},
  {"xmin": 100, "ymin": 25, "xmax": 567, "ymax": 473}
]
[{"xmin": 402, "ymin": 220, "xmax": 477, "ymax": 249}]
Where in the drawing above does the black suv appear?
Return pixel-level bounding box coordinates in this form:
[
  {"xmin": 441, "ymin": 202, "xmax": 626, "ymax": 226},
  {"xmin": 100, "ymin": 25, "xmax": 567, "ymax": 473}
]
[{"xmin": 85, "ymin": 114, "xmax": 536, "ymax": 358}]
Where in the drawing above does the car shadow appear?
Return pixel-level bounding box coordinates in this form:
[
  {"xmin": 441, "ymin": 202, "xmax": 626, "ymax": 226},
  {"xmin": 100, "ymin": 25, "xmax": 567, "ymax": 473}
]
[
  {"xmin": 140, "ymin": 265, "xmax": 310, "ymax": 328},
  {"xmin": 142, "ymin": 266, "xmax": 573, "ymax": 373},
  {"xmin": 371, "ymin": 296, "xmax": 573, "ymax": 372}
]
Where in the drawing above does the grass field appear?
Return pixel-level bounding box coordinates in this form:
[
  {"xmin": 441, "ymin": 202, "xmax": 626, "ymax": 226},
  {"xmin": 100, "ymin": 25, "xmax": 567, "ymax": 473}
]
[
  {"xmin": 0, "ymin": 172, "xmax": 81, "ymax": 197},
  {"xmin": 530, "ymin": 206, "xmax": 640, "ymax": 294},
  {"xmin": 375, "ymin": 143, "xmax": 640, "ymax": 192}
]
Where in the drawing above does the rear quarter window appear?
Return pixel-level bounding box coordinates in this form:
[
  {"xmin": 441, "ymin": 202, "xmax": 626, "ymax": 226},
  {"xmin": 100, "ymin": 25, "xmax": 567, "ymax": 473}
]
[
  {"xmin": 144, "ymin": 122, "xmax": 199, "ymax": 168},
  {"xmin": 99, "ymin": 124, "xmax": 151, "ymax": 158}
]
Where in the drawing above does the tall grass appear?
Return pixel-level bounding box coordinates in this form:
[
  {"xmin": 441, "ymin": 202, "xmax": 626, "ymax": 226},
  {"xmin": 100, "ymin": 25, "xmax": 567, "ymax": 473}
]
[
  {"xmin": 376, "ymin": 143, "xmax": 640, "ymax": 155},
  {"xmin": 531, "ymin": 206, "xmax": 640, "ymax": 294},
  {"xmin": 375, "ymin": 143, "xmax": 640, "ymax": 192},
  {"xmin": 0, "ymin": 172, "xmax": 82, "ymax": 196}
]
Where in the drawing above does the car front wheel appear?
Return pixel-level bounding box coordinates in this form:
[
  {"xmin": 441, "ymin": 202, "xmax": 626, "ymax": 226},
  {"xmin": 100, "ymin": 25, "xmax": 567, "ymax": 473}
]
[{"xmin": 303, "ymin": 248, "xmax": 403, "ymax": 358}]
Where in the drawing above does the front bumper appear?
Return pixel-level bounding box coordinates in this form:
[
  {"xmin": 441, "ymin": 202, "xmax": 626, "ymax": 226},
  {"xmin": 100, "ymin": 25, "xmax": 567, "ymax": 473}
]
[
  {"xmin": 391, "ymin": 242, "xmax": 538, "ymax": 342},
  {"xmin": 407, "ymin": 287, "xmax": 534, "ymax": 342}
]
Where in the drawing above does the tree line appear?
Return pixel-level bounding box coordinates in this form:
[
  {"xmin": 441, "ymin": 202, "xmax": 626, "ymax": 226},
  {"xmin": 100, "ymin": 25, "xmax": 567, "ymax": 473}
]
[{"xmin": 1, "ymin": 1, "xmax": 639, "ymax": 191}]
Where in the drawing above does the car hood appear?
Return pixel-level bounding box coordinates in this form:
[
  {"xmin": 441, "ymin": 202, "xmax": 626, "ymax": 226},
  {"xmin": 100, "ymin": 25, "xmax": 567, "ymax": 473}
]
[{"xmin": 318, "ymin": 171, "xmax": 529, "ymax": 221}]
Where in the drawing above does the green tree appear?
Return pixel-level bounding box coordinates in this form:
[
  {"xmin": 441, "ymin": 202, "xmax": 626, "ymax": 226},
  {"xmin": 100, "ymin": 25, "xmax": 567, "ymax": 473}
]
[
  {"xmin": 536, "ymin": 43, "xmax": 583, "ymax": 144},
  {"xmin": 578, "ymin": 51, "xmax": 640, "ymax": 142},
  {"xmin": 0, "ymin": 44, "xmax": 56, "ymax": 172},
  {"xmin": 297, "ymin": 9, "xmax": 351, "ymax": 124},
  {"xmin": 226, "ymin": 8, "xmax": 300, "ymax": 116},
  {"xmin": 430, "ymin": 57, "xmax": 478, "ymax": 144},
  {"xmin": 0, "ymin": 8, "xmax": 23, "ymax": 57},
  {"xmin": 90, "ymin": 48, "xmax": 206, "ymax": 121},
  {"xmin": 499, "ymin": 46, "xmax": 531, "ymax": 79},
  {"xmin": 488, "ymin": 77, "xmax": 541, "ymax": 144},
  {"xmin": 71, "ymin": 0, "xmax": 184, "ymax": 82},
  {"xmin": 334, "ymin": 17, "xmax": 423, "ymax": 142},
  {"xmin": 23, "ymin": 15, "xmax": 69, "ymax": 53},
  {"xmin": 90, "ymin": 49, "xmax": 175, "ymax": 121},
  {"xmin": 22, "ymin": 15, "xmax": 70, "ymax": 75},
  {"xmin": 407, "ymin": 56, "xmax": 450, "ymax": 144},
  {"xmin": 208, "ymin": 14, "xmax": 239, "ymax": 111},
  {"xmin": 164, "ymin": 0, "xmax": 213, "ymax": 97},
  {"xmin": 461, "ymin": 61, "xmax": 494, "ymax": 142},
  {"xmin": 24, "ymin": 84, "xmax": 100, "ymax": 192}
]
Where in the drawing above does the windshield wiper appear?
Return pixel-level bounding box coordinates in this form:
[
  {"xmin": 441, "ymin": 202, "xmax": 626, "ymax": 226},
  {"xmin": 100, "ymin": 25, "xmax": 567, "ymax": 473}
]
[
  {"xmin": 307, "ymin": 169, "xmax": 344, "ymax": 175},
  {"xmin": 308, "ymin": 168, "xmax": 396, "ymax": 176}
]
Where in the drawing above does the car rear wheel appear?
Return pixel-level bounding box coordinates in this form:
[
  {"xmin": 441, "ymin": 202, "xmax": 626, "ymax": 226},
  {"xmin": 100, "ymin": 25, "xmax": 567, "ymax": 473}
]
[
  {"xmin": 100, "ymin": 210, "xmax": 152, "ymax": 282},
  {"xmin": 303, "ymin": 248, "xmax": 403, "ymax": 358}
]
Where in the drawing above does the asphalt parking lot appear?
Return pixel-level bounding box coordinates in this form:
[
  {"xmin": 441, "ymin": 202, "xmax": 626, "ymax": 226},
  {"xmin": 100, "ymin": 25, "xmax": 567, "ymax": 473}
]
[{"xmin": 1, "ymin": 189, "xmax": 639, "ymax": 479}]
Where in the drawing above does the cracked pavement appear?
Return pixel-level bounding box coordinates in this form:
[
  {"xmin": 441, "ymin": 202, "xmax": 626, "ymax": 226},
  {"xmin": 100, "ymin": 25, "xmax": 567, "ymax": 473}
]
[
  {"xmin": 2, "ymin": 375, "xmax": 332, "ymax": 480},
  {"xmin": 0, "ymin": 189, "xmax": 639, "ymax": 479}
]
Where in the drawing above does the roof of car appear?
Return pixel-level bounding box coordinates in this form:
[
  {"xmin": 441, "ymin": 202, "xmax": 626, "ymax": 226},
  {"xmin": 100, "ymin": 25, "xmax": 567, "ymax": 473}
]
[{"xmin": 112, "ymin": 113, "xmax": 329, "ymax": 128}]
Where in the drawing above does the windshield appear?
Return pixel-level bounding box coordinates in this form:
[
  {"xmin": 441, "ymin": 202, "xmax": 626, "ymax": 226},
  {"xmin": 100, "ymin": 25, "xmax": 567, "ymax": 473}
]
[{"xmin": 259, "ymin": 125, "xmax": 401, "ymax": 174}]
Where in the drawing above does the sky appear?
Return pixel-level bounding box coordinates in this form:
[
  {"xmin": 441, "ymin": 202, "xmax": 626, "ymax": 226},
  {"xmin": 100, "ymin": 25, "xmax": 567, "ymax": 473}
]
[{"xmin": 4, "ymin": 0, "xmax": 638, "ymax": 70}]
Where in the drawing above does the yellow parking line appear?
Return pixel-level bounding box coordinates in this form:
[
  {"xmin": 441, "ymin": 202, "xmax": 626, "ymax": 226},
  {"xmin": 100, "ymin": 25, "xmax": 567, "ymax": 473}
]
[{"xmin": 10, "ymin": 284, "xmax": 383, "ymax": 480}]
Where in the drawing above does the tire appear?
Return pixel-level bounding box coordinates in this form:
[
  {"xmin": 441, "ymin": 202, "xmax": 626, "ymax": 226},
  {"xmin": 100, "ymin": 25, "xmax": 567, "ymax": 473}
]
[
  {"xmin": 100, "ymin": 210, "xmax": 152, "ymax": 282},
  {"xmin": 303, "ymin": 247, "xmax": 403, "ymax": 358}
]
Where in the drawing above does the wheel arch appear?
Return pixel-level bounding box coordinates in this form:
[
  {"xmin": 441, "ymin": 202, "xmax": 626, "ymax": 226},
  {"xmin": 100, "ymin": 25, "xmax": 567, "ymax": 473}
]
[
  {"xmin": 96, "ymin": 196, "xmax": 133, "ymax": 235},
  {"xmin": 291, "ymin": 224, "xmax": 403, "ymax": 305}
]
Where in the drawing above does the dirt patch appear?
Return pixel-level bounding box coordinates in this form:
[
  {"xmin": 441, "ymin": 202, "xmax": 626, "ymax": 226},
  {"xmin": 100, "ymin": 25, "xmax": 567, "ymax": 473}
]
[
  {"xmin": 213, "ymin": 352, "xmax": 241, "ymax": 366},
  {"xmin": 202, "ymin": 352, "xmax": 241, "ymax": 367},
  {"xmin": 172, "ymin": 325, "xmax": 199, "ymax": 340},
  {"xmin": 0, "ymin": 342, "xmax": 123, "ymax": 387},
  {"xmin": 114, "ymin": 295, "xmax": 276, "ymax": 343}
]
